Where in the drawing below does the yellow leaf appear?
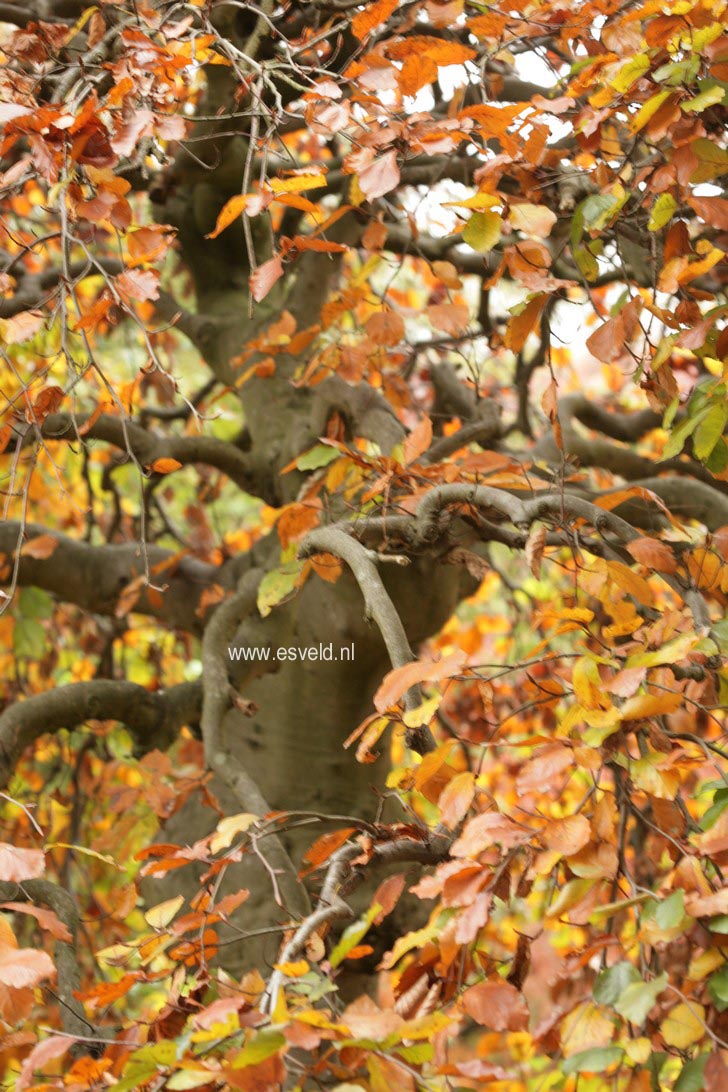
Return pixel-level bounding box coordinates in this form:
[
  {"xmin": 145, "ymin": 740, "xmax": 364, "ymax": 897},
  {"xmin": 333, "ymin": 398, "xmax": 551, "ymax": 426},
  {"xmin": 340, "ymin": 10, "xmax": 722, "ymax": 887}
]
[
  {"xmin": 273, "ymin": 959, "xmax": 309, "ymax": 976},
  {"xmin": 269, "ymin": 173, "xmax": 327, "ymax": 194},
  {"xmin": 210, "ymin": 812, "xmax": 258, "ymax": 854},
  {"xmin": 606, "ymin": 560, "xmax": 653, "ymax": 606},
  {"xmin": 660, "ymin": 1002, "xmax": 705, "ymax": 1049},
  {"xmin": 145, "ymin": 895, "xmax": 184, "ymax": 929}
]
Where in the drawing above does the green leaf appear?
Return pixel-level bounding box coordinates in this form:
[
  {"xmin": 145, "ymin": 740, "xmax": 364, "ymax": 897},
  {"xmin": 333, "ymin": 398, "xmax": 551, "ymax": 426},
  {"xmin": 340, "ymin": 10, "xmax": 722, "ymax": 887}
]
[
  {"xmin": 611, "ymin": 54, "xmax": 650, "ymax": 92},
  {"xmin": 329, "ymin": 903, "xmax": 380, "ymax": 968},
  {"xmin": 562, "ymin": 1047, "xmax": 624, "ymax": 1075},
  {"xmin": 166, "ymin": 1071, "xmax": 218, "ymax": 1090},
  {"xmin": 257, "ymin": 561, "xmax": 305, "ymax": 617},
  {"xmin": 662, "ymin": 407, "xmax": 709, "ymax": 459},
  {"xmin": 582, "ymin": 193, "xmax": 622, "ymax": 233},
  {"xmin": 693, "ymin": 401, "xmax": 728, "ymax": 462},
  {"xmin": 296, "ymin": 443, "xmax": 340, "ymax": 471},
  {"xmin": 462, "ymin": 211, "xmax": 502, "ymax": 253},
  {"xmin": 655, "ymin": 891, "xmax": 686, "ymax": 930},
  {"xmin": 674, "ymin": 1054, "xmax": 709, "ymax": 1092},
  {"xmin": 708, "ymin": 964, "xmax": 728, "ymax": 1012},
  {"xmin": 614, "ymin": 972, "xmax": 668, "ymax": 1025},
  {"xmin": 231, "ymin": 1030, "xmax": 286, "ymax": 1069},
  {"xmin": 573, "ymin": 245, "xmax": 599, "ymax": 281},
  {"xmin": 701, "ymin": 787, "xmax": 728, "ymax": 831},
  {"xmin": 18, "ymin": 586, "xmax": 54, "ymax": 620},
  {"xmin": 13, "ymin": 618, "xmax": 47, "ymax": 659},
  {"xmin": 593, "ymin": 961, "xmax": 641, "ymax": 1006},
  {"xmin": 708, "ymin": 914, "xmax": 728, "ymax": 934},
  {"xmin": 648, "ymin": 194, "xmax": 677, "ymax": 231},
  {"xmin": 683, "ymin": 83, "xmax": 725, "ymax": 113}
]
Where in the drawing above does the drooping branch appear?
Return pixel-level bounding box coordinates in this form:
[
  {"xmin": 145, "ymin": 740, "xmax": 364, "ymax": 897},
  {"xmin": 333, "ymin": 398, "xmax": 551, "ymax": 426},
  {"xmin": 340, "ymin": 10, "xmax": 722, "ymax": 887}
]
[
  {"xmin": 0, "ymin": 679, "xmax": 202, "ymax": 787},
  {"xmin": 200, "ymin": 568, "xmax": 310, "ymax": 919}
]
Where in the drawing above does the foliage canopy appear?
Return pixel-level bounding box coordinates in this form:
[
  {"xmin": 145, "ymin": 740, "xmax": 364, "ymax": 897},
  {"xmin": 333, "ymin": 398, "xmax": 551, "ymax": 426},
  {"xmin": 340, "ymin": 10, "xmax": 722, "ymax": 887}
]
[{"xmin": 1, "ymin": 0, "xmax": 728, "ymax": 1088}]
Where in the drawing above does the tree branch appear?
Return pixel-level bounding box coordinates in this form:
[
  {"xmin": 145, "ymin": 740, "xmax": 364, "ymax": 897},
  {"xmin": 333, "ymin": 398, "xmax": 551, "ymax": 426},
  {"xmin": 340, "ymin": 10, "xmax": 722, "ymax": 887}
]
[
  {"xmin": 0, "ymin": 521, "xmax": 222, "ymax": 632},
  {"xmin": 300, "ymin": 527, "xmax": 435, "ymax": 753},
  {"xmin": 0, "ymin": 679, "xmax": 201, "ymax": 787}
]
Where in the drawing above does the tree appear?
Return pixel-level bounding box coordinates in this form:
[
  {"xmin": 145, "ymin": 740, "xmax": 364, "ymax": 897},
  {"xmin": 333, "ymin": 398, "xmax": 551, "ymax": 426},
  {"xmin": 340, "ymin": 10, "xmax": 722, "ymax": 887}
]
[{"xmin": 0, "ymin": 0, "xmax": 727, "ymax": 1086}]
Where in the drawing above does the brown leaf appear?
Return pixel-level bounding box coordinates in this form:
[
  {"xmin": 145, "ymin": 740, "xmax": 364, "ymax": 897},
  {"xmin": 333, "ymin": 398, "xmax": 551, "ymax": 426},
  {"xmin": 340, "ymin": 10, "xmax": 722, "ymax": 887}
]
[
  {"xmin": 626, "ymin": 536, "xmax": 677, "ymax": 573},
  {"xmin": 525, "ymin": 523, "xmax": 547, "ymax": 578},
  {"xmin": 461, "ymin": 980, "xmax": 529, "ymax": 1031}
]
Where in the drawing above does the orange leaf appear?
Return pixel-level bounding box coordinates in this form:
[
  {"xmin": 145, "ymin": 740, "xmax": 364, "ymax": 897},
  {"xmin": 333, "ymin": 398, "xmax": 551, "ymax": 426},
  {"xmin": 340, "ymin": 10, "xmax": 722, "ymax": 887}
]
[
  {"xmin": 0, "ymin": 844, "xmax": 45, "ymax": 882},
  {"xmin": 207, "ymin": 193, "xmax": 251, "ymax": 239},
  {"xmin": 404, "ymin": 414, "xmax": 433, "ymax": 465},
  {"xmin": 150, "ymin": 457, "xmax": 182, "ymax": 474},
  {"xmin": 366, "ymin": 309, "xmax": 404, "ymax": 346},
  {"xmin": 374, "ymin": 650, "xmax": 467, "ymax": 711},
  {"xmin": 438, "ymin": 771, "xmax": 475, "ymax": 829},
  {"xmin": 352, "ymin": 0, "xmax": 398, "ymax": 39},
  {"xmin": 543, "ymin": 815, "xmax": 591, "ymax": 857},
  {"xmin": 20, "ymin": 534, "xmax": 58, "ymax": 559},
  {"xmin": 301, "ymin": 827, "xmax": 356, "ymax": 876}
]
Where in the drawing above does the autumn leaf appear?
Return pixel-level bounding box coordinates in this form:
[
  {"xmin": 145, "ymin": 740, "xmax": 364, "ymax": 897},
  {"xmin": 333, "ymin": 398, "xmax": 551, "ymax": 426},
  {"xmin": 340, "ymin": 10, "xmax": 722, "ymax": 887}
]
[
  {"xmin": 366, "ymin": 309, "xmax": 405, "ymax": 346},
  {"xmin": 358, "ymin": 150, "xmax": 400, "ymax": 200},
  {"xmin": 0, "ymin": 844, "xmax": 45, "ymax": 882},
  {"xmin": 374, "ymin": 650, "xmax": 467, "ymax": 711},
  {"xmin": 250, "ymin": 255, "xmax": 284, "ymax": 302},
  {"xmin": 20, "ymin": 534, "xmax": 58, "ymax": 559},
  {"xmin": 626, "ymin": 536, "xmax": 677, "ymax": 573},
  {"xmin": 461, "ymin": 981, "xmax": 529, "ymax": 1031}
]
